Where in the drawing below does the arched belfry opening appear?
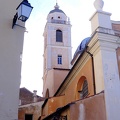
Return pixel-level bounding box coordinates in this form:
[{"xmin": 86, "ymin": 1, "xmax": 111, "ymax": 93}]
[
  {"xmin": 56, "ymin": 29, "xmax": 63, "ymax": 42},
  {"xmin": 81, "ymin": 80, "xmax": 89, "ymax": 98}
]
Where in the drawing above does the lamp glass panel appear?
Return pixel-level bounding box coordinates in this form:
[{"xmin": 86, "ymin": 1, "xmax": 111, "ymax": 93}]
[
  {"xmin": 21, "ymin": 4, "xmax": 32, "ymax": 18},
  {"xmin": 17, "ymin": 4, "xmax": 33, "ymax": 22},
  {"xmin": 17, "ymin": 5, "xmax": 22, "ymax": 19}
]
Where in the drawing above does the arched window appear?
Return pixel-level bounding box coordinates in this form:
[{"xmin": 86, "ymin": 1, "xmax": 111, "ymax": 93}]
[
  {"xmin": 56, "ymin": 30, "xmax": 63, "ymax": 42},
  {"xmin": 79, "ymin": 80, "xmax": 88, "ymax": 99}
]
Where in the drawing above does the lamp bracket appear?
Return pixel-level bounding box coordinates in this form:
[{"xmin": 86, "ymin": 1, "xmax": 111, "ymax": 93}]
[{"xmin": 12, "ymin": 13, "xmax": 18, "ymax": 29}]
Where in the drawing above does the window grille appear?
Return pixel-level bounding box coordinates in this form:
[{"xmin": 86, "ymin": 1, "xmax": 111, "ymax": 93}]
[{"xmin": 79, "ymin": 80, "xmax": 88, "ymax": 99}]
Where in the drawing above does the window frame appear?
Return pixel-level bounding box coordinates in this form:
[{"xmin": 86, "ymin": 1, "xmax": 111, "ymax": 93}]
[
  {"xmin": 56, "ymin": 29, "xmax": 63, "ymax": 42},
  {"xmin": 78, "ymin": 80, "xmax": 89, "ymax": 99},
  {"xmin": 58, "ymin": 55, "xmax": 62, "ymax": 65}
]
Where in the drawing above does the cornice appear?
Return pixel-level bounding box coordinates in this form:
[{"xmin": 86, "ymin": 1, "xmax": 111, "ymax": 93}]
[
  {"xmin": 88, "ymin": 31, "xmax": 120, "ymax": 56},
  {"xmin": 46, "ymin": 22, "xmax": 72, "ymax": 27},
  {"xmin": 89, "ymin": 10, "xmax": 111, "ymax": 21},
  {"xmin": 55, "ymin": 50, "xmax": 91, "ymax": 96},
  {"xmin": 55, "ymin": 29, "xmax": 120, "ymax": 96}
]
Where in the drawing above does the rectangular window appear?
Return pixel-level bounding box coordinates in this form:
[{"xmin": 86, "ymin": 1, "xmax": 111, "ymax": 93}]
[
  {"xmin": 58, "ymin": 55, "xmax": 62, "ymax": 64},
  {"xmin": 25, "ymin": 114, "xmax": 33, "ymax": 120}
]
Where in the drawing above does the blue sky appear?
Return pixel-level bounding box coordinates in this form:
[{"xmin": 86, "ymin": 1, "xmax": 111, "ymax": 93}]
[{"xmin": 21, "ymin": 0, "xmax": 120, "ymax": 96}]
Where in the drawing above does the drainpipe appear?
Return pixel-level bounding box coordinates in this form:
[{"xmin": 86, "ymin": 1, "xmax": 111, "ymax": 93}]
[{"xmin": 86, "ymin": 48, "xmax": 96, "ymax": 95}]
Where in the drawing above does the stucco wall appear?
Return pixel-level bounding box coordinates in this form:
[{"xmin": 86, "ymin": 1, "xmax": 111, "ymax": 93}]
[
  {"xmin": 51, "ymin": 47, "xmax": 70, "ymax": 69},
  {"xmin": 92, "ymin": 32, "xmax": 120, "ymax": 120},
  {"xmin": 43, "ymin": 14, "xmax": 72, "ymax": 97},
  {"xmin": 0, "ymin": 0, "xmax": 25, "ymax": 120},
  {"xmin": 70, "ymin": 93, "xmax": 106, "ymax": 120},
  {"xmin": 42, "ymin": 95, "xmax": 65, "ymax": 119},
  {"xmin": 41, "ymin": 58, "xmax": 95, "ymax": 119},
  {"xmin": 94, "ymin": 49, "xmax": 105, "ymax": 93},
  {"xmin": 43, "ymin": 69, "xmax": 54, "ymax": 97},
  {"xmin": 54, "ymin": 69, "xmax": 69, "ymax": 95},
  {"xmin": 43, "ymin": 69, "xmax": 69, "ymax": 97},
  {"xmin": 63, "ymin": 58, "xmax": 94, "ymax": 104},
  {"xmin": 18, "ymin": 101, "xmax": 44, "ymax": 120}
]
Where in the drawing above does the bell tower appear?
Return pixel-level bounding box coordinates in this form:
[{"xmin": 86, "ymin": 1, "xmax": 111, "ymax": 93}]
[{"xmin": 43, "ymin": 3, "xmax": 72, "ymax": 97}]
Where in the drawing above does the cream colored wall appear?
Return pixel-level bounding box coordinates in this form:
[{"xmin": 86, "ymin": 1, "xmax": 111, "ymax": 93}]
[
  {"xmin": 0, "ymin": 0, "xmax": 25, "ymax": 120},
  {"xmin": 46, "ymin": 24, "xmax": 71, "ymax": 47},
  {"xmin": 43, "ymin": 69, "xmax": 69, "ymax": 97},
  {"xmin": 89, "ymin": 7, "xmax": 120, "ymax": 119},
  {"xmin": 90, "ymin": 11, "xmax": 112, "ymax": 33},
  {"xmin": 44, "ymin": 23, "xmax": 72, "ymax": 71},
  {"xmin": 54, "ymin": 70, "xmax": 69, "ymax": 94},
  {"xmin": 43, "ymin": 11, "xmax": 72, "ymax": 97},
  {"xmin": 100, "ymin": 44, "xmax": 120, "ymax": 120},
  {"xmin": 87, "ymin": 33, "xmax": 105, "ymax": 93},
  {"xmin": 43, "ymin": 69, "xmax": 54, "ymax": 97},
  {"xmin": 51, "ymin": 47, "xmax": 70, "ymax": 69},
  {"xmin": 89, "ymin": 31, "xmax": 120, "ymax": 120},
  {"xmin": 94, "ymin": 48, "xmax": 105, "ymax": 93}
]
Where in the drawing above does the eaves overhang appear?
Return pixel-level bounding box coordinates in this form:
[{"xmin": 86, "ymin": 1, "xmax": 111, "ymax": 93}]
[{"xmin": 54, "ymin": 31, "xmax": 99, "ymax": 96}]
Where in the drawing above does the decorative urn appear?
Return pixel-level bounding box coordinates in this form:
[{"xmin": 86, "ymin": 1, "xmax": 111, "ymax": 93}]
[{"xmin": 94, "ymin": 0, "xmax": 104, "ymax": 11}]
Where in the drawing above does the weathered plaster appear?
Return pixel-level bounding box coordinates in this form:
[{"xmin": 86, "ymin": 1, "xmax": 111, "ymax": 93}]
[{"xmin": 0, "ymin": 0, "xmax": 25, "ymax": 119}]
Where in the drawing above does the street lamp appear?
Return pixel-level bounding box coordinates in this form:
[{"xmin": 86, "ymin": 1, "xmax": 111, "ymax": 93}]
[{"xmin": 12, "ymin": 0, "xmax": 33, "ymax": 28}]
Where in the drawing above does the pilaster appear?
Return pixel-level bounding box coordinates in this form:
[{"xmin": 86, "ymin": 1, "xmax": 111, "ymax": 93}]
[{"xmin": 89, "ymin": 32, "xmax": 120, "ymax": 120}]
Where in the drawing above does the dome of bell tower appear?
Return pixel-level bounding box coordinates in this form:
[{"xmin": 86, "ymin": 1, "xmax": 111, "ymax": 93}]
[
  {"xmin": 49, "ymin": 3, "xmax": 65, "ymax": 15},
  {"xmin": 47, "ymin": 3, "xmax": 69, "ymax": 24}
]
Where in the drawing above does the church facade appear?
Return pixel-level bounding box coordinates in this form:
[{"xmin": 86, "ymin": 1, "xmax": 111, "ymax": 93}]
[
  {"xmin": 18, "ymin": 0, "xmax": 120, "ymax": 120},
  {"xmin": 41, "ymin": 0, "xmax": 120, "ymax": 120}
]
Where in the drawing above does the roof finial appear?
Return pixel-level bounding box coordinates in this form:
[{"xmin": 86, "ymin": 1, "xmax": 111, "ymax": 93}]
[
  {"xmin": 94, "ymin": 0, "xmax": 104, "ymax": 11},
  {"xmin": 54, "ymin": 0, "xmax": 59, "ymax": 9}
]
